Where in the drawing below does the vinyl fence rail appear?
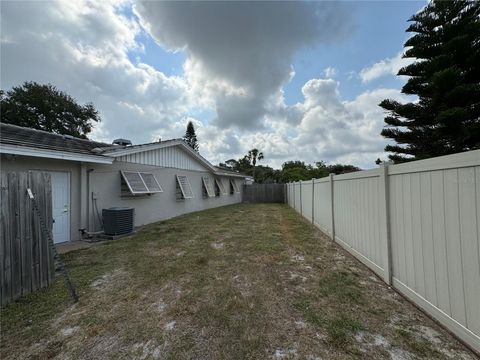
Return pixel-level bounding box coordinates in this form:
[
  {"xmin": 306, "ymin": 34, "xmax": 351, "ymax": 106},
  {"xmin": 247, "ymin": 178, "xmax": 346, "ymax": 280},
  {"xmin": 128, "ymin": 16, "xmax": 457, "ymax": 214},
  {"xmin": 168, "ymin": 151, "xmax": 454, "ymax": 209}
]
[
  {"xmin": 286, "ymin": 149, "xmax": 480, "ymax": 353},
  {"xmin": 0, "ymin": 171, "xmax": 55, "ymax": 305}
]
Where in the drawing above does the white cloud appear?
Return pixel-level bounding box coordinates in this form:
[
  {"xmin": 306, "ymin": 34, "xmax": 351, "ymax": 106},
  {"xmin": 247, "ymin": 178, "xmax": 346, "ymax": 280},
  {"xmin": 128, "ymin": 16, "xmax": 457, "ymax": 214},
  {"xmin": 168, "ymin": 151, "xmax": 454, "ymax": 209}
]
[
  {"xmin": 1, "ymin": 1, "xmax": 409, "ymax": 169},
  {"xmin": 134, "ymin": 1, "xmax": 353, "ymax": 130},
  {"xmin": 0, "ymin": 0, "xmax": 193, "ymax": 143},
  {"xmin": 233, "ymin": 80, "xmax": 409, "ymax": 169},
  {"xmin": 359, "ymin": 50, "xmax": 414, "ymax": 83},
  {"xmin": 323, "ymin": 67, "xmax": 337, "ymax": 78}
]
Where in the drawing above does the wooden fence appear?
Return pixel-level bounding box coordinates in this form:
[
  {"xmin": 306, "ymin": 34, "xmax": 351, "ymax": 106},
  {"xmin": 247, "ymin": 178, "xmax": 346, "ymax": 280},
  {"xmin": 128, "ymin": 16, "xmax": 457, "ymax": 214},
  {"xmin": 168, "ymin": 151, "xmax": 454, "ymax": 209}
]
[
  {"xmin": 1, "ymin": 171, "xmax": 55, "ymax": 306},
  {"xmin": 242, "ymin": 183, "xmax": 285, "ymax": 203},
  {"xmin": 286, "ymin": 149, "xmax": 480, "ymax": 352}
]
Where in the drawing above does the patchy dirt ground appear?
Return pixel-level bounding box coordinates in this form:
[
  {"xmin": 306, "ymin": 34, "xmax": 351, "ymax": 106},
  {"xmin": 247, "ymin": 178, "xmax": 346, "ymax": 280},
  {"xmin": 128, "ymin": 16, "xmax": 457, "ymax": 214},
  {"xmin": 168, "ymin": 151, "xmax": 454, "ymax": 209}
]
[{"xmin": 1, "ymin": 204, "xmax": 477, "ymax": 359}]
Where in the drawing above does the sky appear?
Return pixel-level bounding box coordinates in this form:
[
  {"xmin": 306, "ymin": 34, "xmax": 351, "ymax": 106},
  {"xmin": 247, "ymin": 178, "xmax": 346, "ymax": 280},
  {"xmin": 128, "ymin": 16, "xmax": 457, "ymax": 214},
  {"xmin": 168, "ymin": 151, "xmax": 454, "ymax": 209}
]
[{"xmin": 0, "ymin": 0, "xmax": 424, "ymax": 169}]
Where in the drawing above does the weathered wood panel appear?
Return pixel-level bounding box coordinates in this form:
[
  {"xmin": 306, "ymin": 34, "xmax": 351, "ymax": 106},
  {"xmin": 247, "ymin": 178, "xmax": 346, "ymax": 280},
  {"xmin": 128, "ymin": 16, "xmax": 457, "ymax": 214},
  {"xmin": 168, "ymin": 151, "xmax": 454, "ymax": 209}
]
[
  {"xmin": 242, "ymin": 183, "xmax": 285, "ymax": 203},
  {"xmin": 0, "ymin": 172, "xmax": 55, "ymax": 306}
]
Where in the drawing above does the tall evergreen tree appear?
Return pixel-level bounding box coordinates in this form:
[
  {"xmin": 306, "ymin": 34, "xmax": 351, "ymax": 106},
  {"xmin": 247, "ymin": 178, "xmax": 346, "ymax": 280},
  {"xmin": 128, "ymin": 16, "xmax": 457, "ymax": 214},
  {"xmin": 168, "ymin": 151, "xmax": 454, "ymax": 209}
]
[
  {"xmin": 379, "ymin": 0, "xmax": 480, "ymax": 163},
  {"xmin": 1, "ymin": 82, "xmax": 100, "ymax": 138},
  {"xmin": 183, "ymin": 121, "xmax": 199, "ymax": 152}
]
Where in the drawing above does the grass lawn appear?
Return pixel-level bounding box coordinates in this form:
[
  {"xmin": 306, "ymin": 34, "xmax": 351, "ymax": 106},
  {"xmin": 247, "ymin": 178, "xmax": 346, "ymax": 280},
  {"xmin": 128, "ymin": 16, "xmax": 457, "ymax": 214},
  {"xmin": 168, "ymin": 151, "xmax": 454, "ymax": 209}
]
[{"xmin": 1, "ymin": 204, "xmax": 476, "ymax": 359}]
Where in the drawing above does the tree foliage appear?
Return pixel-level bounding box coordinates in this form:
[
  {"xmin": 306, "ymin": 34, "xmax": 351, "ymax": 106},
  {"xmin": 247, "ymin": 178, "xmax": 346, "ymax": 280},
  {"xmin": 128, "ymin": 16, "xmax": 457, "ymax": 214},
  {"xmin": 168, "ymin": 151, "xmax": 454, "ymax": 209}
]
[
  {"xmin": 246, "ymin": 148, "xmax": 264, "ymax": 179},
  {"xmin": 183, "ymin": 121, "xmax": 199, "ymax": 152},
  {"xmin": 1, "ymin": 82, "xmax": 100, "ymax": 138},
  {"xmin": 380, "ymin": 0, "xmax": 480, "ymax": 163},
  {"xmin": 220, "ymin": 156, "xmax": 360, "ymax": 183}
]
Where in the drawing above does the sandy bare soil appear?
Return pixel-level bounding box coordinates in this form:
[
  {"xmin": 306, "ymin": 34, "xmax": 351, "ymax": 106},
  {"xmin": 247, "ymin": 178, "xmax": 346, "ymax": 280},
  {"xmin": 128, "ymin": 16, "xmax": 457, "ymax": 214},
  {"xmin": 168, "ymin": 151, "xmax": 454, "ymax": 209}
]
[{"xmin": 1, "ymin": 204, "xmax": 477, "ymax": 359}]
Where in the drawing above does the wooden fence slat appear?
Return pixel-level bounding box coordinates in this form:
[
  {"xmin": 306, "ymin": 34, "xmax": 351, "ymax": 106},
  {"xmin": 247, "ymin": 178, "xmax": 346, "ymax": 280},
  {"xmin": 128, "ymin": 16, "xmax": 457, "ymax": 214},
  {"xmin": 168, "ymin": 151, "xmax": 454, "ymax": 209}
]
[
  {"xmin": 18, "ymin": 173, "xmax": 28, "ymax": 296},
  {"xmin": 0, "ymin": 171, "xmax": 54, "ymax": 305},
  {"xmin": 1, "ymin": 173, "xmax": 11, "ymax": 305},
  {"xmin": 242, "ymin": 183, "xmax": 285, "ymax": 203},
  {"xmin": 31, "ymin": 172, "xmax": 40, "ymax": 291},
  {"xmin": 11, "ymin": 173, "xmax": 22, "ymax": 299},
  {"xmin": 46, "ymin": 174, "xmax": 54, "ymax": 285},
  {"xmin": 33, "ymin": 171, "xmax": 44, "ymax": 289},
  {"xmin": 42, "ymin": 172, "xmax": 52, "ymax": 287}
]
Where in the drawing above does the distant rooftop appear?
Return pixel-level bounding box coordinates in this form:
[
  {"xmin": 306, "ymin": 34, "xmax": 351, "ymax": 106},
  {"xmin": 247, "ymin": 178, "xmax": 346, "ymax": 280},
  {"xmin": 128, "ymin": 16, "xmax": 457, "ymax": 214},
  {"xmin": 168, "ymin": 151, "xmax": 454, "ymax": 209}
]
[{"xmin": 0, "ymin": 123, "xmax": 115, "ymax": 156}]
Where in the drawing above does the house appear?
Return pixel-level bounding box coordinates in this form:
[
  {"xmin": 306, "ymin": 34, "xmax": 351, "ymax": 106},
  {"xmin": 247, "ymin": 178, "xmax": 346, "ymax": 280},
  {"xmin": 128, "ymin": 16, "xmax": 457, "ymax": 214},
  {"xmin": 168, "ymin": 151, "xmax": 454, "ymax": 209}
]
[{"xmin": 0, "ymin": 124, "xmax": 246, "ymax": 244}]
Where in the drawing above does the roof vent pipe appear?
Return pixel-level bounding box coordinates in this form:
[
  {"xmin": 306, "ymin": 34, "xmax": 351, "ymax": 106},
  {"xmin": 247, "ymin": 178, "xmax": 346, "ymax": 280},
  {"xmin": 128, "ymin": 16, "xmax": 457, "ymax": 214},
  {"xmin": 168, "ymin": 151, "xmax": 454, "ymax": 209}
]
[{"xmin": 112, "ymin": 138, "xmax": 132, "ymax": 146}]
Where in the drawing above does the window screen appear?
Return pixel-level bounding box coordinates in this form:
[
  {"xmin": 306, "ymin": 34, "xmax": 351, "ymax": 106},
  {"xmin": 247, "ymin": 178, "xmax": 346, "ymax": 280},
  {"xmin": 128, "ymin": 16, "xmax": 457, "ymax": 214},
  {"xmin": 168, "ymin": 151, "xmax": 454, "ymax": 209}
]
[
  {"xmin": 140, "ymin": 173, "xmax": 163, "ymax": 192},
  {"xmin": 202, "ymin": 177, "xmax": 215, "ymax": 197},
  {"xmin": 230, "ymin": 179, "xmax": 240, "ymax": 193},
  {"xmin": 215, "ymin": 178, "xmax": 226, "ymax": 196},
  {"xmin": 121, "ymin": 171, "xmax": 163, "ymax": 195},
  {"xmin": 176, "ymin": 175, "xmax": 194, "ymax": 199}
]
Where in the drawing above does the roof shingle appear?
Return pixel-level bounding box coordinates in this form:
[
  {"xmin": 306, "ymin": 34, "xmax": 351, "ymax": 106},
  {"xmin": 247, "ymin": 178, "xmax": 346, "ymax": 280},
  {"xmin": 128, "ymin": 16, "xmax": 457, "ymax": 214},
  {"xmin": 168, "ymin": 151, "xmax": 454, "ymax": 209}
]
[{"xmin": 0, "ymin": 123, "xmax": 115, "ymax": 155}]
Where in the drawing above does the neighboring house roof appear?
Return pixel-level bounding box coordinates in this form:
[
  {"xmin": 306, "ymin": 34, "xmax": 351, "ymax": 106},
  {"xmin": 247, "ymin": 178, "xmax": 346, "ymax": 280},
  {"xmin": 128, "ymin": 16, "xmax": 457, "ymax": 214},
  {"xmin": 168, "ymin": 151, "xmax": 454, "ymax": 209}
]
[
  {"xmin": 0, "ymin": 123, "xmax": 114, "ymax": 154},
  {"xmin": 213, "ymin": 166, "xmax": 248, "ymax": 178},
  {"xmin": 0, "ymin": 123, "xmax": 247, "ymax": 177},
  {"xmin": 0, "ymin": 123, "xmax": 115, "ymax": 163}
]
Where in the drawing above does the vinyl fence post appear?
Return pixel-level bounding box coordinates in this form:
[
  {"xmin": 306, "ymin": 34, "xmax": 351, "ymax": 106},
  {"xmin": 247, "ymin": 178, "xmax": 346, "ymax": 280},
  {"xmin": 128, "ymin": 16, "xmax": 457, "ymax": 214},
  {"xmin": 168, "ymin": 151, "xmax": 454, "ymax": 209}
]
[
  {"xmin": 329, "ymin": 173, "xmax": 335, "ymax": 242},
  {"xmin": 311, "ymin": 179, "xmax": 315, "ymax": 224},
  {"xmin": 379, "ymin": 165, "xmax": 393, "ymax": 285},
  {"xmin": 300, "ymin": 181, "xmax": 303, "ymax": 216}
]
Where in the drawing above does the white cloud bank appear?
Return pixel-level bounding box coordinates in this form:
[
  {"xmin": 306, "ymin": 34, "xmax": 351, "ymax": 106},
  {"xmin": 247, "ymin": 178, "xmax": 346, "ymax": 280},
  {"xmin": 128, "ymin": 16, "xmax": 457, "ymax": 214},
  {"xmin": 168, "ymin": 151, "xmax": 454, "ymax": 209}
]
[
  {"xmin": 1, "ymin": 0, "xmax": 407, "ymax": 169},
  {"xmin": 359, "ymin": 50, "xmax": 414, "ymax": 83}
]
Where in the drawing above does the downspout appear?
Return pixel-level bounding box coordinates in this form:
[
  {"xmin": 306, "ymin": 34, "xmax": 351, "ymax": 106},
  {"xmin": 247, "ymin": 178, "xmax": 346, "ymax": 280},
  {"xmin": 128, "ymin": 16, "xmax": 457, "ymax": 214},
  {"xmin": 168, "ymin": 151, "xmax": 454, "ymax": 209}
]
[{"xmin": 87, "ymin": 168, "xmax": 94, "ymax": 232}]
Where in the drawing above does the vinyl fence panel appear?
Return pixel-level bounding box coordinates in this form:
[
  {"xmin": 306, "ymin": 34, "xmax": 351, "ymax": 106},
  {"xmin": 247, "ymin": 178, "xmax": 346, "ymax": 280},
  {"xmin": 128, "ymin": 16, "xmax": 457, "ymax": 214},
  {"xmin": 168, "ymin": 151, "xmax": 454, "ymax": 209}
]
[
  {"xmin": 388, "ymin": 160, "xmax": 480, "ymax": 350},
  {"xmin": 294, "ymin": 182, "xmax": 301, "ymax": 214},
  {"xmin": 301, "ymin": 181, "xmax": 313, "ymax": 222},
  {"xmin": 333, "ymin": 170, "xmax": 384, "ymax": 277},
  {"xmin": 285, "ymin": 149, "xmax": 480, "ymax": 352},
  {"xmin": 313, "ymin": 178, "xmax": 332, "ymax": 236}
]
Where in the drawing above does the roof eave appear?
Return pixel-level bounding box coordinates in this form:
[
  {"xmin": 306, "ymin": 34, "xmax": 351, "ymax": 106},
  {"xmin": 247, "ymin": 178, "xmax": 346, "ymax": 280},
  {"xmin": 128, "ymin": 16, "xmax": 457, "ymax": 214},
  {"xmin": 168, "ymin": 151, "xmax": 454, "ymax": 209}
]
[
  {"xmin": 0, "ymin": 144, "xmax": 114, "ymax": 164},
  {"xmin": 102, "ymin": 140, "xmax": 219, "ymax": 173}
]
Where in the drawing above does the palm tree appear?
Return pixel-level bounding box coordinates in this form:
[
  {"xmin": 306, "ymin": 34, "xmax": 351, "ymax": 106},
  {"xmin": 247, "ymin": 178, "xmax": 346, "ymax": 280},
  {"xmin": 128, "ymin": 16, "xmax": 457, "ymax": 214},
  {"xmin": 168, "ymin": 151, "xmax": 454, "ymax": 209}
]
[{"xmin": 247, "ymin": 148, "xmax": 264, "ymax": 181}]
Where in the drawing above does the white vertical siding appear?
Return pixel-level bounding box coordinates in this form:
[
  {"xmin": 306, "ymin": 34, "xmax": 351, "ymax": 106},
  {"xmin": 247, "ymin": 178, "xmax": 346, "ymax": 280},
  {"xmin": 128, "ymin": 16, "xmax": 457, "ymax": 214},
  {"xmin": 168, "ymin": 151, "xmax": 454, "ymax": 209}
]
[{"xmin": 116, "ymin": 146, "xmax": 208, "ymax": 171}]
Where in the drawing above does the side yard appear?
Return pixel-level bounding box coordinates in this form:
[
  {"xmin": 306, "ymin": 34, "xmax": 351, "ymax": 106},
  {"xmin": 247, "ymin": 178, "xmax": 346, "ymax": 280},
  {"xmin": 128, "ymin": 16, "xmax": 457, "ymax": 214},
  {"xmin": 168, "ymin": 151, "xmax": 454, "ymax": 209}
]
[{"xmin": 1, "ymin": 204, "xmax": 477, "ymax": 359}]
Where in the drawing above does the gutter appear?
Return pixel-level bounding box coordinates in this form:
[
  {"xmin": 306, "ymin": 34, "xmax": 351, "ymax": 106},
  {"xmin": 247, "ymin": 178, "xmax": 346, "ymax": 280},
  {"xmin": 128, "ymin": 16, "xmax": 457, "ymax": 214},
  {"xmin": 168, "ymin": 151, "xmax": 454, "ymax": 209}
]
[{"xmin": 0, "ymin": 144, "xmax": 114, "ymax": 164}]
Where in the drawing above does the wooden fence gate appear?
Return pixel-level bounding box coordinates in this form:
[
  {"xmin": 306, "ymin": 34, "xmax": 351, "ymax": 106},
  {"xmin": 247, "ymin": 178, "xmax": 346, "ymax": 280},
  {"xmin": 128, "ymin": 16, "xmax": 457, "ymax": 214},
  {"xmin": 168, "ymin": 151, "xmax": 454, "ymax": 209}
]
[
  {"xmin": 1, "ymin": 171, "xmax": 55, "ymax": 306},
  {"xmin": 242, "ymin": 183, "xmax": 285, "ymax": 203}
]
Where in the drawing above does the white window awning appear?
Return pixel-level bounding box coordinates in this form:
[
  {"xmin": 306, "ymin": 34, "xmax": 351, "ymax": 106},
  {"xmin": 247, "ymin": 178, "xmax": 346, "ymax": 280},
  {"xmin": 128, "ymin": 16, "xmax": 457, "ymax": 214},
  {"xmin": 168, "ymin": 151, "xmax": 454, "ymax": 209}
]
[
  {"xmin": 121, "ymin": 171, "xmax": 163, "ymax": 195},
  {"xmin": 202, "ymin": 177, "xmax": 215, "ymax": 197},
  {"xmin": 176, "ymin": 175, "xmax": 194, "ymax": 199},
  {"xmin": 230, "ymin": 179, "xmax": 240, "ymax": 193},
  {"xmin": 215, "ymin": 178, "xmax": 227, "ymax": 195}
]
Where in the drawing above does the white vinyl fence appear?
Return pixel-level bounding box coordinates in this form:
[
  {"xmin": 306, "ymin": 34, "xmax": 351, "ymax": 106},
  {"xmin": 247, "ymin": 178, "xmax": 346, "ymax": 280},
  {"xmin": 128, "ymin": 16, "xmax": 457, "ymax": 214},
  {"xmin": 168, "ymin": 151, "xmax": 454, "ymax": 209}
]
[{"xmin": 286, "ymin": 150, "xmax": 480, "ymax": 352}]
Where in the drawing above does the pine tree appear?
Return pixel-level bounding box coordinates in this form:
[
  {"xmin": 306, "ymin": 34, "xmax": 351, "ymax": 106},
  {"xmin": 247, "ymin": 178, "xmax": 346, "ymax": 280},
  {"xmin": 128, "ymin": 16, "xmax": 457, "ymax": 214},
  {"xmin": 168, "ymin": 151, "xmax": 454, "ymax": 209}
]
[
  {"xmin": 183, "ymin": 121, "xmax": 199, "ymax": 152},
  {"xmin": 380, "ymin": 0, "xmax": 480, "ymax": 163}
]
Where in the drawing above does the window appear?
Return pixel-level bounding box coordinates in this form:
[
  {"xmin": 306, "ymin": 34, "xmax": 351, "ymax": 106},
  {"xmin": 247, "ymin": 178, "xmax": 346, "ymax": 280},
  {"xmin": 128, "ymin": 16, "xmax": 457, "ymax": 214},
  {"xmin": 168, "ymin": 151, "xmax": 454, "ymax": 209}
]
[
  {"xmin": 176, "ymin": 175, "xmax": 194, "ymax": 199},
  {"xmin": 121, "ymin": 171, "xmax": 163, "ymax": 195},
  {"xmin": 202, "ymin": 177, "xmax": 215, "ymax": 197},
  {"xmin": 214, "ymin": 178, "xmax": 226, "ymax": 196},
  {"xmin": 230, "ymin": 179, "xmax": 240, "ymax": 194}
]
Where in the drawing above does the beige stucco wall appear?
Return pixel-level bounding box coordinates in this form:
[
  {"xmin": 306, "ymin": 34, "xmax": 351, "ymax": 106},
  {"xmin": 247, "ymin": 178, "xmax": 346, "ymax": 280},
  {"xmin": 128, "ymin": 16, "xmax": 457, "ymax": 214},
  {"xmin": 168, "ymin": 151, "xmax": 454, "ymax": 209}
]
[
  {"xmin": 1, "ymin": 154, "xmax": 244, "ymax": 242},
  {"xmin": 1, "ymin": 154, "xmax": 83, "ymax": 241},
  {"xmin": 88, "ymin": 161, "xmax": 243, "ymax": 231}
]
